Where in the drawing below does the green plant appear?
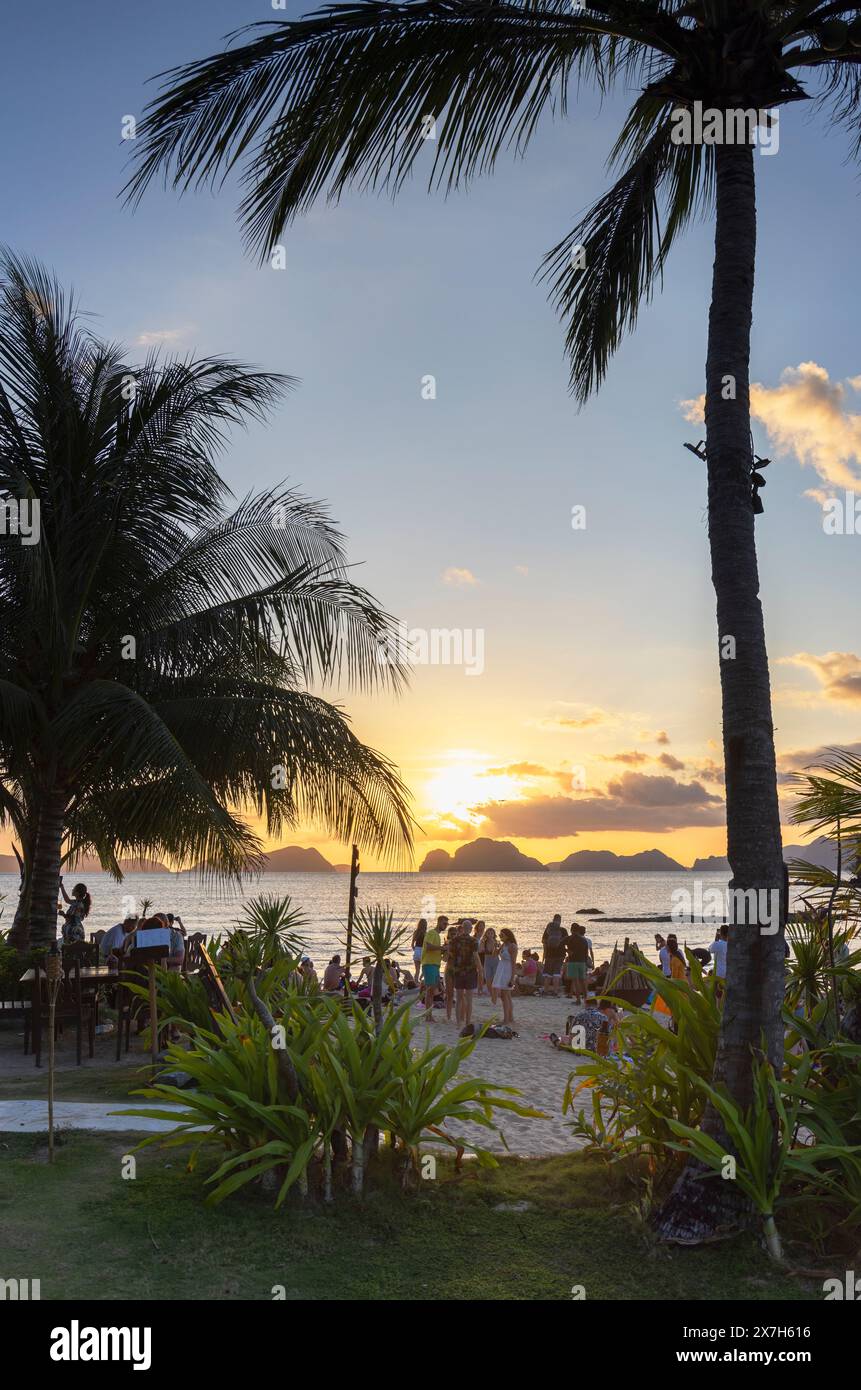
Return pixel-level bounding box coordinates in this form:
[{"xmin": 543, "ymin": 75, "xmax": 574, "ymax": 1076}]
[
  {"xmin": 564, "ymin": 956, "xmax": 721, "ymax": 1175},
  {"xmin": 121, "ymin": 990, "xmax": 545, "ymax": 1206},
  {"xmin": 349, "ymin": 904, "xmax": 411, "ymax": 1028}
]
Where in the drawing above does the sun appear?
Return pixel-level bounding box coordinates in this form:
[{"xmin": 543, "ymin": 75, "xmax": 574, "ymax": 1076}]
[{"xmin": 422, "ymin": 757, "xmax": 520, "ymax": 824}]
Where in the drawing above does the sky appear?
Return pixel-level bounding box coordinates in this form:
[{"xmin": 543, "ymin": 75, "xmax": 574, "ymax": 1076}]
[{"xmin": 3, "ymin": 0, "xmax": 861, "ymax": 870}]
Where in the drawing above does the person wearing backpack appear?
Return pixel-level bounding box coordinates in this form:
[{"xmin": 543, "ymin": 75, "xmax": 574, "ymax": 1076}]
[{"xmin": 542, "ymin": 914, "xmax": 568, "ymax": 994}]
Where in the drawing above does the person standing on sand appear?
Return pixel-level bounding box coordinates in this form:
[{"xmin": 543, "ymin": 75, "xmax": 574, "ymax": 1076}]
[
  {"xmin": 493, "ymin": 928, "xmax": 517, "ymax": 1026},
  {"xmin": 564, "ymin": 924, "xmax": 589, "ymax": 1003},
  {"xmin": 419, "ymin": 916, "xmax": 445, "ymax": 1021},
  {"xmin": 412, "ymin": 918, "xmax": 427, "ymax": 981},
  {"xmin": 451, "ymin": 919, "xmax": 481, "ymax": 1027},
  {"xmin": 473, "ymin": 920, "xmax": 486, "ymax": 994},
  {"xmin": 655, "ymin": 933, "xmax": 671, "ymax": 977},
  {"xmin": 481, "ymin": 926, "xmax": 499, "ymax": 1002},
  {"xmin": 443, "ymin": 923, "xmax": 459, "ymax": 1021},
  {"xmin": 542, "ymin": 914, "xmax": 568, "ymax": 994}
]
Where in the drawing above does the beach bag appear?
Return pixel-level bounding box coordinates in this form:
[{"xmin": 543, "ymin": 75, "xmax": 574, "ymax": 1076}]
[
  {"xmin": 484, "ymin": 1024, "xmax": 517, "ymax": 1040},
  {"xmin": 459, "ymin": 1023, "xmax": 475, "ymax": 1038}
]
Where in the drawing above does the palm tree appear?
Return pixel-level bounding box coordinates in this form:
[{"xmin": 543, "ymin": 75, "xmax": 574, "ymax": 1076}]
[
  {"xmin": 123, "ymin": 1, "xmax": 860, "ymax": 1237},
  {"xmin": 0, "ymin": 250, "xmax": 413, "ymax": 952}
]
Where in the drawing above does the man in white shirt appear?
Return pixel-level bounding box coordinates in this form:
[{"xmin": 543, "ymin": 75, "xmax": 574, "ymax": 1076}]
[
  {"xmin": 655, "ymin": 933, "xmax": 671, "ymax": 976},
  {"xmin": 100, "ymin": 916, "xmax": 137, "ymax": 966},
  {"xmin": 710, "ymin": 925, "xmax": 728, "ymax": 980}
]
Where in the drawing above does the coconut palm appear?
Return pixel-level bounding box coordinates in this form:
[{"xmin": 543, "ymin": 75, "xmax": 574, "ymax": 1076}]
[
  {"xmin": 0, "ymin": 250, "xmax": 413, "ymax": 951},
  {"xmin": 123, "ymin": 1, "xmax": 861, "ymax": 1236}
]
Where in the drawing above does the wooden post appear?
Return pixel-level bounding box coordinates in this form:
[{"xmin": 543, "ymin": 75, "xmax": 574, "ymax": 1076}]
[
  {"xmin": 46, "ymin": 945, "xmax": 62, "ymax": 1163},
  {"xmin": 344, "ymin": 844, "xmax": 360, "ymax": 988},
  {"xmin": 148, "ymin": 961, "xmax": 159, "ymax": 1079}
]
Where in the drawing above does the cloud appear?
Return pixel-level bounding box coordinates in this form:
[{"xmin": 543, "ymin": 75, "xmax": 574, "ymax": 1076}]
[
  {"xmin": 605, "ymin": 771, "xmax": 719, "ymax": 807},
  {"xmin": 514, "ymin": 564, "xmax": 529, "ymax": 577},
  {"xmin": 683, "ymin": 362, "xmax": 861, "ymax": 497},
  {"xmin": 473, "ymin": 772, "xmax": 723, "ymax": 837},
  {"xmin": 780, "ymin": 651, "xmax": 861, "ymax": 705},
  {"xmin": 536, "ymin": 703, "xmax": 617, "ymax": 732},
  {"xmin": 135, "ymin": 327, "xmax": 193, "ymax": 347},
  {"xmin": 776, "ymin": 740, "xmax": 861, "ymax": 785},
  {"xmin": 441, "ymin": 566, "xmax": 479, "ymax": 587},
  {"xmin": 600, "ymin": 749, "xmax": 685, "ymax": 772},
  {"xmin": 658, "ymin": 752, "xmax": 685, "ymax": 772},
  {"xmin": 482, "ymin": 761, "xmax": 581, "ymax": 791}
]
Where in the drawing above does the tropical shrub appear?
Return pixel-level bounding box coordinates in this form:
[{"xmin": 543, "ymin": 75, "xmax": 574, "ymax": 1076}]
[
  {"xmin": 121, "ymin": 996, "xmax": 544, "ymax": 1205},
  {"xmin": 563, "ymin": 955, "xmax": 721, "ymax": 1171}
]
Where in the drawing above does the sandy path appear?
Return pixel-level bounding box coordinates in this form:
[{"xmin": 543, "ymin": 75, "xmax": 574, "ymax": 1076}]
[{"xmin": 406, "ymin": 989, "xmax": 594, "ymax": 1157}]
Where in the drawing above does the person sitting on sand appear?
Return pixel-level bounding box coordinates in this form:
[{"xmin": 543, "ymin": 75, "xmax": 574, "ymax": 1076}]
[
  {"xmin": 299, "ymin": 957, "xmax": 319, "ymax": 989},
  {"xmin": 666, "ymin": 935, "xmax": 686, "ymax": 981},
  {"xmin": 323, "ymin": 955, "xmax": 344, "ymax": 991},
  {"xmin": 567, "ymin": 993, "xmax": 606, "ymax": 1052},
  {"xmin": 515, "ymin": 949, "xmax": 538, "ymax": 996}
]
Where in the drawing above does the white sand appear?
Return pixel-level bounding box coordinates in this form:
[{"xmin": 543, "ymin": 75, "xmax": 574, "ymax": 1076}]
[{"xmin": 407, "ymin": 988, "xmax": 596, "ymax": 1157}]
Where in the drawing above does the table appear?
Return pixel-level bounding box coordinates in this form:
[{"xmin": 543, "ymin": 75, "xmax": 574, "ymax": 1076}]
[{"xmin": 19, "ymin": 966, "xmax": 113, "ymax": 1067}]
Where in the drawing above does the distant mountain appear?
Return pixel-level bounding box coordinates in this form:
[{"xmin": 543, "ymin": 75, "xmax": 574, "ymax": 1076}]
[
  {"xmin": 178, "ymin": 845, "xmax": 337, "ymax": 875},
  {"xmin": 555, "ymin": 848, "xmax": 686, "ymax": 872},
  {"xmin": 420, "ymin": 838, "xmax": 546, "ymax": 872},
  {"xmin": 692, "ymin": 855, "xmax": 731, "ymax": 872},
  {"xmin": 333, "ymin": 864, "xmax": 352, "ymax": 873},
  {"xmin": 0, "ymin": 854, "xmax": 20, "ymax": 874},
  {"xmin": 261, "ymin": 846, "xmax": 335, "ymax": 872},
  {"xmin": 69, "ymin": 856, "xmax": 171, "ymax": 874},
  {"xmin": 783, "ymin": 835, "xmax": 839, "ymax": 872}
]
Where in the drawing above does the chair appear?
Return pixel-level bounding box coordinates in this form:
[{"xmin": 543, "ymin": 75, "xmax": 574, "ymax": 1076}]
[
  {"xmin": 25, "ymin": 957, "xmax": 96, "ymax": 1067},
  {"xmin": 183, "ymin": 932, "xmax": 206, "ymax": 973}
]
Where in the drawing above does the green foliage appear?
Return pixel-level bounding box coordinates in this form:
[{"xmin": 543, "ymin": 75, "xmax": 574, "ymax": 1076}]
[
  {"xmin": 563, "ymin": 955, "xmax": 721, "ymax": 1168},
  {"xmin": 219, "ymin": 893, "xmax": 309, "ymax": 976},
  {"xmin": 120, "ymin": 993, "xmax": 545, "ymax": 1205}
]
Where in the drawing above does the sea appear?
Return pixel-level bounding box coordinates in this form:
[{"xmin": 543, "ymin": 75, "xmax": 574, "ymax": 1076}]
[{"xmin": 1, "ymin": 868, "xmax": 801, "ymax": 969}]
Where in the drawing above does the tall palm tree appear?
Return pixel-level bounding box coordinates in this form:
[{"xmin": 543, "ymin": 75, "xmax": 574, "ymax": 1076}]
[
  {"xmin": 123, "ymin": 1, "xmax": 860, "ymax": 1237},
  {"xmin": 0, "ymin": 251, "xmax": 412, "ymax": 952}
]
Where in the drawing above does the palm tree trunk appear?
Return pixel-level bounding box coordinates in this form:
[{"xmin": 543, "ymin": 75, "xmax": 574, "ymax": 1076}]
[
  {"xmin": 655, "ymin": 141, "xmax": 785, "ymax": 1243},
  {"xmin": 7, "ymin": 836, "xmax": 34, "ymax": 953},
  {"xmin": 28, "ymin": 789, "xmax": 68, "ymax": 950}
]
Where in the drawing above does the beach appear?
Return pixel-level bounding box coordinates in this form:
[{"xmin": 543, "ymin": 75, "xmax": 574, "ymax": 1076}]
[{"xmin": 407, "ymin": 987, "xmax": 599, "ymax": 1158}]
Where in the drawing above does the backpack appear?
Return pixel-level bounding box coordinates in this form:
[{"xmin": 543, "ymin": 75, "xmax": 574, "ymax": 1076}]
[{"xmin": 484, "ymin": 1024, "xmax": 517, "ymax": 1040}]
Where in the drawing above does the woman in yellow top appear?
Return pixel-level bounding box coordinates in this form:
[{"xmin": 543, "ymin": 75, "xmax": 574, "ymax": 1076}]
[{"xmin": 667, "ymin": 935, "xmax": 687, "ymax": 981}]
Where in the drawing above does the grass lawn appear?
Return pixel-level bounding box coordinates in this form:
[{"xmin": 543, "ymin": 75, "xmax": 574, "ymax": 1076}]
[{"xmin": 0, "ymin": 1129, "xmax": 820, "ymax": 1301}]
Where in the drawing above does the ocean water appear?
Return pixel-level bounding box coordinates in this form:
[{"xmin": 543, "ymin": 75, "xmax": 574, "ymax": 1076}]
[{"xmin": 0, "ymin": 868, "xmax": 763, "ymax": 968}]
